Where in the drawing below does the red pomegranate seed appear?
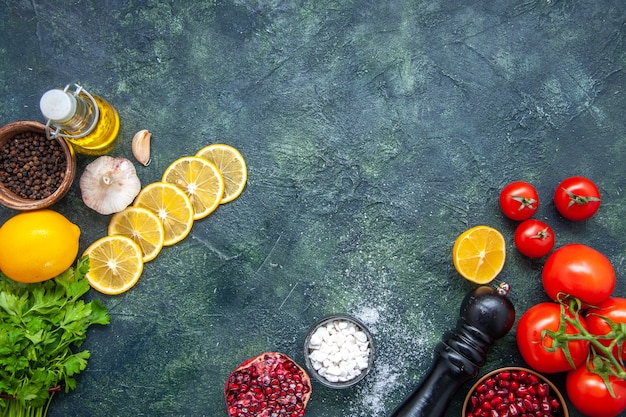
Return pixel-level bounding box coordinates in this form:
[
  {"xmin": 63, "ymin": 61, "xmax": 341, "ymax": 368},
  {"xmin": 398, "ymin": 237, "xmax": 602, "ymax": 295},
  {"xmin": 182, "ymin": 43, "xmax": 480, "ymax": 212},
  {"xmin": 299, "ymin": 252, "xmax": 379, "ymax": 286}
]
[
  {"xmin": 541, "ymin": 398, "xmax": 552, "ymax": 413},
  {"xmin": 224, "ymin": 352, "xmax": 312, "ymax": 417},
  {"xmin": 466, "ymin": 370, "xmax": 561, "ymax": 417},
  {"xmin": 522, "ymin": 398, "xmax": 534, "ymax": 411},
  {"xmin": 537, "ymin": 383, "xmax": 548, "ymax": 397}
]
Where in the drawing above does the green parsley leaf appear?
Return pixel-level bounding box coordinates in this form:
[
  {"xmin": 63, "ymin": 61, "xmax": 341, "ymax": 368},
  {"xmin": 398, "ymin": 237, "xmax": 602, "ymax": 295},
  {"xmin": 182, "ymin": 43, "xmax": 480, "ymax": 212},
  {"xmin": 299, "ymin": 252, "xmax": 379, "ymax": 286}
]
[{"xmin": 0, "ymin": 255, "xmax": 109, "ymax": 414}]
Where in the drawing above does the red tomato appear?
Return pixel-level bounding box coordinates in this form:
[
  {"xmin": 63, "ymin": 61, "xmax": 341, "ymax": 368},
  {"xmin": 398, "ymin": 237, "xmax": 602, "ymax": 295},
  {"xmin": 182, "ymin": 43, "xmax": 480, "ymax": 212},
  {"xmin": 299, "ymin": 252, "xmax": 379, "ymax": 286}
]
[
  {"xmin": 586, "ymin": 297, "xmax": 626, "ymax": 360},
  {"xmin": 514, "ymin": 219, "xmax": 555, "ymax": 258},
  {"xmin": 566, "ymin": 364, "xmax": 626, "ymax": 417},
  {"xmin": 542, "ymin": 244, "xmax": 615, "ymax": 305},
  {"xmin": 516, "ymin": 302, "xmax": 590, "ymax": 373},
  {"xmin": 499, "ymin": 181, "xmax": 539, "ymax": 221},
  {"xmin": 554, "ymin": 176, "xmax": 601, "ymax": 221}
]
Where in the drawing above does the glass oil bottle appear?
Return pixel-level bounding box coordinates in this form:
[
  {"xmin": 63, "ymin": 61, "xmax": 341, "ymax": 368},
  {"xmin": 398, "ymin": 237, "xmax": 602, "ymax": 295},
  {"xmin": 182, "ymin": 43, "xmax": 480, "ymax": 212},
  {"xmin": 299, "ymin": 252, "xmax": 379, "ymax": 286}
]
[{"xmin": 39, "ymin": 83, "xmax": 120, "ymax": 155}]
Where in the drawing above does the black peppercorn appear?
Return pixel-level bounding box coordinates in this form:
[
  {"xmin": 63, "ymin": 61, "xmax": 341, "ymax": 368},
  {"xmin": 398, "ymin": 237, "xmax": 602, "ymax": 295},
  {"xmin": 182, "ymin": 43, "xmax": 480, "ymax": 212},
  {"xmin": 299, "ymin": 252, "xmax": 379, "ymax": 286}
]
[{"xmin": 0, "ymin": 131, "xmax": 67, "ymax": 200}]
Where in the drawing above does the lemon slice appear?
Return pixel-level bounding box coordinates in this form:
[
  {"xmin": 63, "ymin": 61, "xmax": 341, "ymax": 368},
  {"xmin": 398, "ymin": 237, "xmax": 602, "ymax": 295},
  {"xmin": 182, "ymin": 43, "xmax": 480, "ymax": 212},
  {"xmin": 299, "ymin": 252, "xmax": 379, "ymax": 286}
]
[
  {"xmin": 108, "ymin": 206, "xmax": 165, "ymax": 262},
  {"xmin": 195, "ymin": 144, "xmax": 247, "ymax": 203},
  {"xmin": 452, "ymin": 225, "xmax": 506, "ymax": 284},
  {"xmin": 133, "ymin": 182, "xmax": 194, "ymax": 246},
  {"xmin": 83, "ymin": 235, "xmax": 144, "ymax": 295},
  {"xmin": 162, "ymin": 156, "xmax": 225, "ymax": 220}
]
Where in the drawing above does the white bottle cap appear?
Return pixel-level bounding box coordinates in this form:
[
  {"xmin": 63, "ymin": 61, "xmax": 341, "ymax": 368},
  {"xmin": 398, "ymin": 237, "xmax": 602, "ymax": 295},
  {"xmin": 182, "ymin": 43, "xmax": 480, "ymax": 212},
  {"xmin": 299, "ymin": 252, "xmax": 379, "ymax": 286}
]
[{"xmin": 40, "ymin": 89, "xmax": 77, "ymax": 123}]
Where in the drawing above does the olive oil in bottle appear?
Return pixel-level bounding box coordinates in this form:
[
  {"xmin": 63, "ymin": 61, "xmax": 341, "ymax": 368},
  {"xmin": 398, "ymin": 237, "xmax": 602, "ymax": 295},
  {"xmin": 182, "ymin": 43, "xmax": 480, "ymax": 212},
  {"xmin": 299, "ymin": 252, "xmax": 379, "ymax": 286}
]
[{"xmin": 40, "ymin": 83, "xmax": 120, "ymax": 155}]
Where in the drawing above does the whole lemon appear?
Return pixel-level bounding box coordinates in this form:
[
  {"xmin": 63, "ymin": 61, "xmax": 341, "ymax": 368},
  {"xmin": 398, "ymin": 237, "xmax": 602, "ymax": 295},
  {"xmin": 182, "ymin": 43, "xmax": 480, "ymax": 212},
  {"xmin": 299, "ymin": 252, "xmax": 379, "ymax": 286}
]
[{"xmin": 0, "ymin": 209, "xmax": 81, "ymax": 283}]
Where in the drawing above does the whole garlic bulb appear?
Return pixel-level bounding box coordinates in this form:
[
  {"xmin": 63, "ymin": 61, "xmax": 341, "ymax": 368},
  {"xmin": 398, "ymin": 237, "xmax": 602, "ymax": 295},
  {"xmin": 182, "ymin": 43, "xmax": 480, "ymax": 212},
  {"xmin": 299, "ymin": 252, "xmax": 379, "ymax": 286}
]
[{"xmin": 79, "ymin": 156, "xmax": 141, "ymax": 215}]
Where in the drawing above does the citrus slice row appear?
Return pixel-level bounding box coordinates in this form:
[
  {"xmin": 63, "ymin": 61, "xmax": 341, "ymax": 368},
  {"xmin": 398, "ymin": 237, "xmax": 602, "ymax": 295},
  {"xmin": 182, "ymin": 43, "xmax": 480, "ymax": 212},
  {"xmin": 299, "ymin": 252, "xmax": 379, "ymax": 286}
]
[
  {"xmin": 133, "ymin": 182, "xmax": 194, "ymax": 246},
  {"xmin": 108, "ymin": 206, "xmax": 165, "ymax": 262},
  {"xmin": 162, "ymin": 156, "xmax": 225, "ymax": 220},
  {"xmin": 81, "ymin": 145, "xmax": 247, "ymax": 296},
  {"xmin": 452, "ymin": 225, "xmax": 506, "ymax": 284},
  {"xmin": 196, "ymin": 144, "xmax": 247, "ymax": 204},
  {"xmin": 83, "ymin": 235, "xmax": 144, "ymax": 295}
]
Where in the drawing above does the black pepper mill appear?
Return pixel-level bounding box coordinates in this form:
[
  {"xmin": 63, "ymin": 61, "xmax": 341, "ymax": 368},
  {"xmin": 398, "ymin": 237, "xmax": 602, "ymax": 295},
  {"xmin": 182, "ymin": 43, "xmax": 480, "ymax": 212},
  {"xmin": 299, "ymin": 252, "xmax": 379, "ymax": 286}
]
[{"xmin": 388, "ymin": 284, "xmax": 515, "ymax": 417}]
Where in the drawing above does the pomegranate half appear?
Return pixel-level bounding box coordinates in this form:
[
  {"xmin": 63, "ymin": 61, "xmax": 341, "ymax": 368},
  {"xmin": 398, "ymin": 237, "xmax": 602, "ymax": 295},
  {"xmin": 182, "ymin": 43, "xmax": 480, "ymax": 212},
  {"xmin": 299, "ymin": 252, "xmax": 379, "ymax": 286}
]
[{"xmin": 224, "ymin": 351, "xmax": 312, "ymax": 417}]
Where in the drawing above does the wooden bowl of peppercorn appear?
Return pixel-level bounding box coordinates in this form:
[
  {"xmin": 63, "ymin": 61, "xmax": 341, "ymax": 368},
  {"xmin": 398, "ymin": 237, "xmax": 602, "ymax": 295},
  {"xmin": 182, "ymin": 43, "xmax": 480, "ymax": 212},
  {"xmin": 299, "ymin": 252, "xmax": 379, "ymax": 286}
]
[{"xmin": 0, "ymin": 120, "xmax": 76, "ymax": 210}]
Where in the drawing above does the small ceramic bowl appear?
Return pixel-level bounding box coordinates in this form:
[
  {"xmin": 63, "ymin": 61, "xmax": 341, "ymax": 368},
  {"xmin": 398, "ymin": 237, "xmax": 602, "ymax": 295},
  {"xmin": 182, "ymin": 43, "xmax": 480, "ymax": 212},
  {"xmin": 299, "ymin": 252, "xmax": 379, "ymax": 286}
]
[
  {"xmin": 303, "ymin": 314, "xmax": 375, "ymax": 389},
  {"xmin": 463, "ymin": 367, "xmax": 568, "ymax": 417},
  {"xmin": 0, "ymin": 121, "xmax": 76, "ymax": 210}
]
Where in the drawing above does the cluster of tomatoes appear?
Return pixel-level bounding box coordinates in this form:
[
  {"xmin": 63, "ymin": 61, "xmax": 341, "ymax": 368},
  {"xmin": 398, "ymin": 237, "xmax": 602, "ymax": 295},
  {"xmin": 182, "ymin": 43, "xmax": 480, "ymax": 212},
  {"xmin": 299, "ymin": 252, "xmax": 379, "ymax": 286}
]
[
  {"xmin": 500, "ymin": 176, "xmax": 626, "ymax": 417},
  {"xmin": 499, "ymin": 176, "xmax": 601, "ymax": 258}
]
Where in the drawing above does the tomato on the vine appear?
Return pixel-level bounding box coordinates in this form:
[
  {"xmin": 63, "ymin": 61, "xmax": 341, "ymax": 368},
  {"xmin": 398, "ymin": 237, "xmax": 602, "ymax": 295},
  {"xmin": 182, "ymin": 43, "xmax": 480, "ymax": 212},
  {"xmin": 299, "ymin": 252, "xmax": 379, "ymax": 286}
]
[
  {"xmin": 586, "ymin": 297, "xmax": 626, "ymax": 360},
  {"xmin": 554, "ymin": 176, "xmax": 601, "ymax": 221},
  {"xmin": 499, "ymin": 181, "xmax": 539, "ymax": 221},
  {"xmin": 514, "ymin": 219, "xmax": 554, "ymax": 258},
  {"xmin": 516, "ymin": 302, "xmax": 590, "ymax": 373},
  {"xmin": 542, "ymin": 244, "xmax": 615, "ymax": 305},
  {"xmin": 566, "ymin": 364, "xmax": 626, "ymax": 417}
]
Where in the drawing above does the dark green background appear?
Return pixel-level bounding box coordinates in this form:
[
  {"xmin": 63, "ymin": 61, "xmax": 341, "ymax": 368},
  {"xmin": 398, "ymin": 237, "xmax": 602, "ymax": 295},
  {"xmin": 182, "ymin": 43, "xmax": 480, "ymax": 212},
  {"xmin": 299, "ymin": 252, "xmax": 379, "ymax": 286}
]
[{"xmin": 1, "ymin": 1, "xmax": 625, "ymax": 416}]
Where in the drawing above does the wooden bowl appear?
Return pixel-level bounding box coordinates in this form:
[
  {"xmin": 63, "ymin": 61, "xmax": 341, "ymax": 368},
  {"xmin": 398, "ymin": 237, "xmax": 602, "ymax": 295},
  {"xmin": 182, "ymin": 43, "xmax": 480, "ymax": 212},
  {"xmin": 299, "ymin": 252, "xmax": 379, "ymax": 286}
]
[
  {"xmin": 462, "ymin": 366, "xmax": 568, "ymax": 417},
  {"xmin": 0, "ymin": 121, "xmax": 76, "ymax": 210}
]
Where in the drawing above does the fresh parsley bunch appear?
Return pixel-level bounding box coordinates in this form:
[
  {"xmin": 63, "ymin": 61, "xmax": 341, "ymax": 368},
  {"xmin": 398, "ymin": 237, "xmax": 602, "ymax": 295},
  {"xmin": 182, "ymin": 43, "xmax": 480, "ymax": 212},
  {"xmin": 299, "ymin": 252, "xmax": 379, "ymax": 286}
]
[{"xmin": 0, "ymin": 256, "xmax": 109, "ymax": 416}]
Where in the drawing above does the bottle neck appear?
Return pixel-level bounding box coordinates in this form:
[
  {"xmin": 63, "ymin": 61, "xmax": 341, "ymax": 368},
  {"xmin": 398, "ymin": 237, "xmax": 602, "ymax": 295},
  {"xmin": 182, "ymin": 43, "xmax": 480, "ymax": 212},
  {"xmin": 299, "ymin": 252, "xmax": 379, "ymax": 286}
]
[
  {"xmin": 55, "ymin": 92, "xmax": 96, "ymax": 134},
  {"xmin": 40, "ymin": 86, "xmax": 99, "ymax": 139}
]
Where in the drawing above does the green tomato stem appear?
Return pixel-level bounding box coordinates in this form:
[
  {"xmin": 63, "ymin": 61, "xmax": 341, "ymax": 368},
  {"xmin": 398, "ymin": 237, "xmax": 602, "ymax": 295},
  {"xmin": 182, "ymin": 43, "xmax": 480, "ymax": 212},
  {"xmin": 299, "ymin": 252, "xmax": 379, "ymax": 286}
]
[
  {"xmin": 545, "ymin": 297, "xmax": 626, "ymax": 382},
  {"xmin": 562, "ymin": 312, "xmax": 626, "ymax": 379}
]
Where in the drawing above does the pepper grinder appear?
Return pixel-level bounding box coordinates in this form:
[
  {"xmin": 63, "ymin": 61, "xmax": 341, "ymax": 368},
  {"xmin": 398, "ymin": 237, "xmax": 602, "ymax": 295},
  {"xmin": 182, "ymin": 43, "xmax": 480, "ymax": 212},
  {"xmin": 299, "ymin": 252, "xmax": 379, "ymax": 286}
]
[{"xmin": 389, "ymin": 284, "xmax": 516, "ymax": 417}]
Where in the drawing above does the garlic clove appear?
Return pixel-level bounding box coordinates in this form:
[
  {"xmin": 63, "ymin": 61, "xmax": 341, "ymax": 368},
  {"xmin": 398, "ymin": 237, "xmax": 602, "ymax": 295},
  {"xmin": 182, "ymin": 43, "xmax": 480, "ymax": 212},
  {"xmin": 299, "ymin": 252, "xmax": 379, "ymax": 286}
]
[
  {"xmin": 132, "ymin": 129, "xmax": 151, "ymax": 166},
  {"xmin": 79, "ymin": 156, "xmax": 142, "ymax": 215}
]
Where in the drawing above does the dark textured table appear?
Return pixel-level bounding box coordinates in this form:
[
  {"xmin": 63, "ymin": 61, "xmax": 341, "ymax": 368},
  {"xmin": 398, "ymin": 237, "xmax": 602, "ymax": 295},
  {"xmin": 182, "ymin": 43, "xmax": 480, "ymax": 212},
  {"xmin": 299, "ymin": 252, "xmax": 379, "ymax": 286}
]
[{"xmin": 1, "ymin": 1, "xmax": 625, "ymax": 416}]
